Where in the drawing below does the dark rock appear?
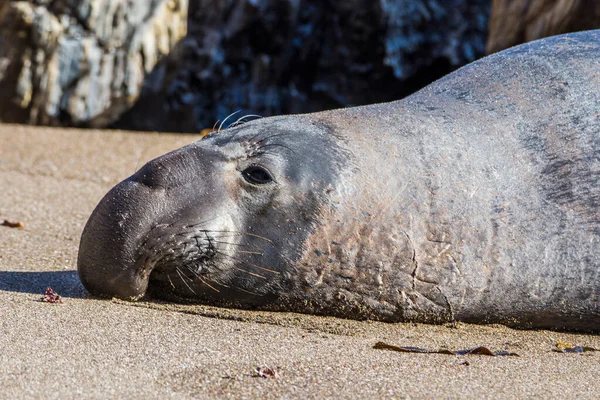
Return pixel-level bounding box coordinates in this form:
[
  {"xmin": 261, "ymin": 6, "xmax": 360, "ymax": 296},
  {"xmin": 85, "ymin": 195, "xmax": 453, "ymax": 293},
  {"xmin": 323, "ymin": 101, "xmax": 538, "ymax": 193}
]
[
  {"xmin": 115, "ymin": 0, "xmax": 490, "ymax": 133},
  {"xmin": 0, "ymin": 1, "xmax": 490, "ymax": 132}
]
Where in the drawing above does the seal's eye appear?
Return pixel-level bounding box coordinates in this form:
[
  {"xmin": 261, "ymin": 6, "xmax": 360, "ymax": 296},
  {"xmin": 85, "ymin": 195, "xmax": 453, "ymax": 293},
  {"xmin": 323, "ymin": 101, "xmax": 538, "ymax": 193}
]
[{"xmin": 242, "ymin": 165, "xmax": 274, "ymax": 185}]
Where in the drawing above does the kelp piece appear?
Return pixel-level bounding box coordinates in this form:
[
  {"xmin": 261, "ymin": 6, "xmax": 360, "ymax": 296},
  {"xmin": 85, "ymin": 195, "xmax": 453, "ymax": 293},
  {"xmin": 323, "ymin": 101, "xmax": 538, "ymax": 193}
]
[{"xmin": 373, "ymin": 342, "xmax": 519, "ymax": 357}]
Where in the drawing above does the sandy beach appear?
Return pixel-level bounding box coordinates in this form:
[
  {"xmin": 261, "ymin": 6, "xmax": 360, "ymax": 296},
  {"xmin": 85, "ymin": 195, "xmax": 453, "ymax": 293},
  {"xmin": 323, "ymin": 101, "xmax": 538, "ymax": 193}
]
[{"xmin": 1, "ymin": 123, "xmax": 598, "ymax": 399}]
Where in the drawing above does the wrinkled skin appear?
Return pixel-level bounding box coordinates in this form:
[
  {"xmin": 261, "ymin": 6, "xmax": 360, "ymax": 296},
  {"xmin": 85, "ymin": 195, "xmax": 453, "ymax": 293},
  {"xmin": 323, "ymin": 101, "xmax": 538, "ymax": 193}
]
[{"xmin": 79, "ymin": 31, "xmax": 600, "ymax": 332}]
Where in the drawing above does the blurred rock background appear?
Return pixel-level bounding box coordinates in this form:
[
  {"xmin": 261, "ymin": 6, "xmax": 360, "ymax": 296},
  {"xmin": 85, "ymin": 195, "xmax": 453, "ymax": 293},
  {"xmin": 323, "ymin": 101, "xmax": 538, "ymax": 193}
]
[
  {"xmin": 116, "ymin": 0, "xmax": 490, "ymax": 132},
  {"xmin": 0, "ymin": 0, "xmax": 598, "ymax": 133},
  {"xmin": 0, "ymin": 0, "xmax": 187, "ymax": 128}
]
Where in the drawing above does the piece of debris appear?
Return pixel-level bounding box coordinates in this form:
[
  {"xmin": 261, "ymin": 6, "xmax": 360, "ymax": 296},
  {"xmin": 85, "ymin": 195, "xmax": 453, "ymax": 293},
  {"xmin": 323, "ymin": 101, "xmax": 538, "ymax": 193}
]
[
  {"xmin": 2, "ymin": 220, "xmax": 24, "ymax": 228},
  {"xmin": 40, "ymin": 287, "xmax": 63, "ymax": 304},
  {"xmin": 253, "ymin": 366, "xmax": 279, "ymax": 379},
  {"xmin": 373, "ymin": 341, "xmax": 519, "ymax": 357},
  {"xmin": 553, "ymin": 340, "xmax": 599, "ymax": 353}
]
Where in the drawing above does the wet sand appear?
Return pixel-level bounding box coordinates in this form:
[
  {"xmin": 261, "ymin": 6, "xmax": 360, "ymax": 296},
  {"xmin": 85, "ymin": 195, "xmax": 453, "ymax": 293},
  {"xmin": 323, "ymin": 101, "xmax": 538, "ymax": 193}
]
[{"xmin": 0, "ymin": 124, "xmax": 598, "ymax": 399}]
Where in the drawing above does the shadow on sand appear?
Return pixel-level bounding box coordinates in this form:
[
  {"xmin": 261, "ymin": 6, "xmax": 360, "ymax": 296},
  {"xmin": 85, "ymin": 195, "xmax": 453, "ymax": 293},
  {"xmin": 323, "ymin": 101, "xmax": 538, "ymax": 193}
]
[{"xmin": 0, "ymin": 270, "xmax": 86, "ymax": 298}]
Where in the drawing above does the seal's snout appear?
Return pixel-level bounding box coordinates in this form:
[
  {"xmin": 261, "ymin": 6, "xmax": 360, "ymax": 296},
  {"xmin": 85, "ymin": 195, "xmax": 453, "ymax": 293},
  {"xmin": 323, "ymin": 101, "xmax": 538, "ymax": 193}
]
[
  {"xmin": 77, "ymin": 179, "xmax": 161, "ymax": 300},
  {"xmin": 78, "ymin": 144, "xmax": 215, "ymax": 300}
]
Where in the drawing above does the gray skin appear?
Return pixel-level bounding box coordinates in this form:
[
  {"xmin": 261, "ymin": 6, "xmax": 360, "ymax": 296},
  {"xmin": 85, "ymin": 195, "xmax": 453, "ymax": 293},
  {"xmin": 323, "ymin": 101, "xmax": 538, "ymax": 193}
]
[{"xmin": 78, "ymin": 31, "xmax": 600, "ymax": 332}]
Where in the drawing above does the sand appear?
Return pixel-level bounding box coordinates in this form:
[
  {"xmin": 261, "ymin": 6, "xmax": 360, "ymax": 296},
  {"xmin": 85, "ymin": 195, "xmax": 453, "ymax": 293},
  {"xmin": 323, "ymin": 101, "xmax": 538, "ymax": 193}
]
[{"xmin": 0, "ymin": 123, "xmax": 598, "ymax": 399}]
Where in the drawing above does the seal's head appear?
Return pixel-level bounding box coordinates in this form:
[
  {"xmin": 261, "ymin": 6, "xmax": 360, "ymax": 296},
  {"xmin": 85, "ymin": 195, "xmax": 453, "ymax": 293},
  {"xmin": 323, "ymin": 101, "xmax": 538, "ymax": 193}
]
[{"xmin": 77, "ymin": 116, "xmax": 346, "ymax": 308}]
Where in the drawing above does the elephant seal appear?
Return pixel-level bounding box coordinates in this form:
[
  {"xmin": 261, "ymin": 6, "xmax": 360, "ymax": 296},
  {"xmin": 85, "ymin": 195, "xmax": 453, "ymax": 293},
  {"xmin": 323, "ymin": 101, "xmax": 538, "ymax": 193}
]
[{"xmin": 78, "ymin": 31, "xmax": 600, "ymax": 332}]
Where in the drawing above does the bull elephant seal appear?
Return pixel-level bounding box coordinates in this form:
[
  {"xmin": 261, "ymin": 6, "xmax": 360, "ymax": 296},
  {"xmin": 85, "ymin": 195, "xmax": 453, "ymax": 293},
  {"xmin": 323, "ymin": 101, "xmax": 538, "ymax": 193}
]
[{"xmin": 78, "ymin": 31, "xmax": 600, "ymax": 332}]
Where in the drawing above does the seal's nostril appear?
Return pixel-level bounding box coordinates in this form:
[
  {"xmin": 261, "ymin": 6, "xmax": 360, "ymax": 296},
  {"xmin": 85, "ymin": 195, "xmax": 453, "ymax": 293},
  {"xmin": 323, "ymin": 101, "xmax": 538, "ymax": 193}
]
[
  {"xmin": 132, "ymin": 150, "xmax": 196, "ymax": 190},
  {"xmin": 133, "ymin": 160, "xmax": 173, "ymax": 189}
]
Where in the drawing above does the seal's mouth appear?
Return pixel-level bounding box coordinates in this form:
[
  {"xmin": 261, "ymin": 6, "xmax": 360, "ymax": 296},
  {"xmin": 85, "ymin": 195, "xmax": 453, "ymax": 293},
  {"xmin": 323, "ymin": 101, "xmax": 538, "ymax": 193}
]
[
  {"xmin": 136, "ymin": 223, "xmax": 227, "ymax": 300},
  {"xmin": 141, "ymin": 225, "xmax": 285, "ymax": 307}
]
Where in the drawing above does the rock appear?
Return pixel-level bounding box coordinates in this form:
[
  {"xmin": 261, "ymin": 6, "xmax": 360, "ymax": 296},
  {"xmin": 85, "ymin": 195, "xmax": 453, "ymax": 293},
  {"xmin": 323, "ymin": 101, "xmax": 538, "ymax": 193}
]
[
  {"xmin": 115, "ymin": 0, "xmax": 490, "ymax": 133},
  {"xmin": 0, "ymin": 0, "xmax": 187, "ymax": 127},
  {"xmin": 487, "ymin": 0, "xmax": 600, "ymax": 54},
  {"xmin": 0, "ymin": 1, "xmax": 490, "ymax": 132}
]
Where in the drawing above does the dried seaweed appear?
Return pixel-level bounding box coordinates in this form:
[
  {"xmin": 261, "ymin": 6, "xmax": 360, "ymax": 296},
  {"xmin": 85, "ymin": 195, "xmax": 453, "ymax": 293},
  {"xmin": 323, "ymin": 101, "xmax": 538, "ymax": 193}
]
[
  {"xmin": 253, "ymin": 367, "xmax": 279, "ymax": 379},
  {"xmin": 2, "ymin": 220, "xmax": 24, "ymax": 228},
  {"xmin": 40, "ymin": 287, "xmax": 63, "ymax": 304},
  {"xmin": 374, "ymin": 341, "xmax": 519, "ymax": 357}
]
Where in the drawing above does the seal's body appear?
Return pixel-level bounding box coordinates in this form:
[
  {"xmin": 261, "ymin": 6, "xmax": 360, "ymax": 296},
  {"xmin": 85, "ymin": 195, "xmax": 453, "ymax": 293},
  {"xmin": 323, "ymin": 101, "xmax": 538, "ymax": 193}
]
[{"xmin": 78, "ymin": 31, "xmax": 600, "ymax": 331}]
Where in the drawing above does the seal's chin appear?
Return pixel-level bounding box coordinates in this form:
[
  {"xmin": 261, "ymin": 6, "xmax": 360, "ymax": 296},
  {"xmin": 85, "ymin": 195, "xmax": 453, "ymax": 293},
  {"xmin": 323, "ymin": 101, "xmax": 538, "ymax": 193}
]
[
  {"xmin": 130, "ymin": 222, "xmax": 230, "ymax": 302},
  {"xmin": 144, "ymin": 257, "xmax": 223, "ymax": 302},
  {"xmin": 141, "ymin": 237, "xmax": 283, "ymax": 308}
]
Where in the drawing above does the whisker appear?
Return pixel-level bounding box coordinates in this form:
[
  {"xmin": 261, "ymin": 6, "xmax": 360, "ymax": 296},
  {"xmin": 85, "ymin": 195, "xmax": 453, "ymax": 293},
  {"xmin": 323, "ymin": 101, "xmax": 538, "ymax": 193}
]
[
  {"xmin": 186, "ymin": 266, "xmax": 221, "ymax": 293},
  {"xmin": 200, "ymin": 218, "xmax": 221, "ymax": 228},
  {"xmin": 240, "ymin": 262, "xmax": 280, "ymax": 275},
  {"xmin": 231, "ymin": 249, "xmax": 264, "ymax": 255},
  {"xmin": 218, "ymin": 110, "xmax": 241, "ymax": 132},
  {"xmin": 182, "ymin": 216, "xmax": 221, "ymax": 229},
  {"xmin": 202, "ymin": 281, "xmax": 221, "ymax": 293},
  {"xmin": 208, "ymin": 230, "xmax": 274, "ymax": 244},
  {"xmin": 212, "ymin": 119, "xmax": 220, "ymax": 131},
  {"xmin": 234, "ymin": 286, "xmax": 263, "ymax": 296},
  {"xmin": 232, "ymin": 266, "xmax": 266, "ymax": 279},
  {"xmin": 229, "ymin": 114, "xmax": 262, "ymax": 128},
  {"xmin": 225, "ymin": 115, "xmax": 264, "ymax": 144},
  {"xmin": 176, "ymin": 266, "xmax": 194, "ymax": 283},
  {"xmin": 206, "ymin": 231, "xmax": 274, "ymax": 244},
  {"xmin": 167, "ymin": 274, "xmax": 176, "ymax": 290},
  {"xmin": 176, "ymin": 267, "xmax": 197, "ymax": 294},
  {"xmin": 256, "ymin": 143, "xmax": 297, "ymax": 155},
  {"xmin": 246, "ymin": 132, "xmax": 266, "ymax": 144},
  {"xmin": 189, "ymin": 247, "xmax": 266, "ymax": 279},
  {"xmin": 245, "ymin": 128, "xmax": 288, "ymax": 143},
  {"xmin": 213, "ymin": 281, "xmax": 231, "ymax": 289},
  {"xmin": 209, "ymin": 232, "xmax": 250, "ymax": 238},
  {"xmin": 213, "ymin": 250, "xmax": 279, "ymax": 275},
  {"xmin": 209, "ymin": 234, "xmax": 247, "ymax": 241}
]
